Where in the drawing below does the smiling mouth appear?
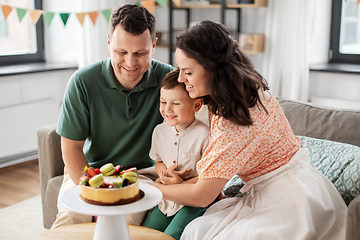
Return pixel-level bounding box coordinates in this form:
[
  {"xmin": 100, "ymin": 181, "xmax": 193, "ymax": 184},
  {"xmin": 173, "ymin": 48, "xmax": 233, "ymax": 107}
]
[
  {"xmin": 185, "ymin": 84, "xmax": 194, "ymax": 91},
  {"xmin": 165, "ymin": 115, "xmax": 177, "ymax": 120},
  {"xmin": 122, "ymin": 66, "xmax": 138, "ymax": 73}
]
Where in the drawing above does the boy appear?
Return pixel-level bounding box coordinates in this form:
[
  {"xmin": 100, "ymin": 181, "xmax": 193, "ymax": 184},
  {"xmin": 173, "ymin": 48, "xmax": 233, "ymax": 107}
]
[{"xmin": 142, "ymin": 68, "xmax": 210, "ymax": 240}]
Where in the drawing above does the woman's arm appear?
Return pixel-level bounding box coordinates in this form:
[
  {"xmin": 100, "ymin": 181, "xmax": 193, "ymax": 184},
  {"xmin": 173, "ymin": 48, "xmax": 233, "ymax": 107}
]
[{"xmin": 153, "ymin": 177, "xmax": 228, "ymax": 208}]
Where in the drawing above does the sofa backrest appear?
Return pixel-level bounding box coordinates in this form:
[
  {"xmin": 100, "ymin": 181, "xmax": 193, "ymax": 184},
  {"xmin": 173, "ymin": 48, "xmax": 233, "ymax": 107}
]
[{"xmin": 277, "ymin": 97, "xmax": 360, "ymax": 148}]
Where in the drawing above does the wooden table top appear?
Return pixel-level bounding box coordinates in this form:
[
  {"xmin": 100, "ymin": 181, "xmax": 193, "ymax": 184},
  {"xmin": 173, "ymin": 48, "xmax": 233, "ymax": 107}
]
[{"xmin": 25, "ymin": 223, "xmax": 175, "ymax": 240}]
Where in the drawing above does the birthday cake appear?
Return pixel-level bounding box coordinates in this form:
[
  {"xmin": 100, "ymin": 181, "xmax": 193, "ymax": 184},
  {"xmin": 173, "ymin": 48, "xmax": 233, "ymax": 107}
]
[{"xmin": 79, "ymin": 163, "xmax": 140, "ymax": 206}]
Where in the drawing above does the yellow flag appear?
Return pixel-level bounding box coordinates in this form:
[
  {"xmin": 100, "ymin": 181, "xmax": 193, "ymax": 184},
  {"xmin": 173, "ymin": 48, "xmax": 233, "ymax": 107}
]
[
  {"xmin": 76, "ymin": 12, "xmax": 86, "ymax": 26},
  {"xmin": 172, "ymin": 0, "xmax": 181, "ymax": 6},
  {"xmin": 29, "ymin": 9, "xmax": 42, "ymax": 25},
  {"xmin": 141, "ymin": 0, "xmax": 155, "ymax": 14}
]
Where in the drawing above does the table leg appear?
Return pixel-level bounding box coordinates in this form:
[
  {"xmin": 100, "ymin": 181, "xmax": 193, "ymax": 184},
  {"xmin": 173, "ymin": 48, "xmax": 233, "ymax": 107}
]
[{"xmin": 93, "ymin": 215, "xmax": 130, "ymax": 240}]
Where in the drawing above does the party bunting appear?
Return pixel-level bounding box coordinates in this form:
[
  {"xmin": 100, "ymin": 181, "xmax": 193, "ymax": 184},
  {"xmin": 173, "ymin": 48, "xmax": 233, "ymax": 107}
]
[
  {"xmin": 1, "ymin": 0, "xmax": 172, "ymax": 28},
  {"xmin": 29, "ymin": 9, "xmax": 42, "ymax": 25},
  {"xmin": 141, "ymin": 0, "xmax": 155, "ymax": 14},
  {"xmin": 16, "ymin": 8, "xmax": 27, "ymax": 22},
  {"xmin": 88, "ymin": 11, "xmax": 99, "ymax": 25},
  {"xmin": 59, "ymin": 13, "xmax": 70, "ymax": 26},
  {"xmin": 1, "ymin": 4, "xmax": 13, "ymax": 20},
  {"xmin": 75, "ymin": 12, "xmax": 86, "ymax": 26},
  {"xmin": 42, "ymin": 12, "xmax": 55, "ymax": 27},
  {"xmin": 101, "ymin": 9, "xmax": 112, "ymax": 23},
  {"xmin": 157, "ymin": 0, "xmax": 169, "ymax": 8}
]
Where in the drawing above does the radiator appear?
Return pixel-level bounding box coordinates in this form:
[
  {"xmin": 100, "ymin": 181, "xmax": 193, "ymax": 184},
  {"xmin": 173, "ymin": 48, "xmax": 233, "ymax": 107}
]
[
  {"xmin": 0, "ymin": 100, "xmax": 60, "ymax": 167},
  {"xmin": 310, "ymin": 96, "xmax": 360, "ymax": 111}
]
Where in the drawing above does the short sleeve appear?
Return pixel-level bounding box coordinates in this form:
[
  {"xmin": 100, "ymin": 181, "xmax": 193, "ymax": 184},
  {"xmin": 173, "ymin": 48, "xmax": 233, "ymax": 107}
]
[
  {"xmin": 149, "ymin": 125, "xmax": 161, "ymax": 161},
  {"xmin": 57, "ymin": 73, "xmax": 90, "ymax": 141}
]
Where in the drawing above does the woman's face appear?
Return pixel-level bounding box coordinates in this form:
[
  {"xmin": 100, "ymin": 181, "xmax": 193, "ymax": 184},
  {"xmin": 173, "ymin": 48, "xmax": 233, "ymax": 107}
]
[{"xmin": 175, "ymin": 48, "xmax": 212, "ymax": 98}]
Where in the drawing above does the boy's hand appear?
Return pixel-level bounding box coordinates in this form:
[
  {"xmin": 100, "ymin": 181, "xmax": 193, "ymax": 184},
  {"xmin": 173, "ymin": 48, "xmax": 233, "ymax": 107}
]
[{"xmin": 158, "ymin": 164, "xmax": 183, "ymax": 185}]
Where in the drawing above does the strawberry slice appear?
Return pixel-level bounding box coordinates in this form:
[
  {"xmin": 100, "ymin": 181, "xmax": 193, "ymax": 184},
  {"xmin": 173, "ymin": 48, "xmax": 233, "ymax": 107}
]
[
  {"xmin": 80, "ymin": 175, "xmax": 90, "ymax": 186},
  {"xmin": 113, "ymin": 165, "xmax": 122, "ymax": 175},
  {"xmin": 86, "ymin": 167, "xmax": 97, "ymax": 178},
  {"xmin": 95, "ymin": 168, "xmax": 100, "ymax": 175},
  {"xmin": 120, "ymin": 167, "xmax": 137, "ymax": 175},
  {"xmin": 100, "ymin": 182, "xmax": 110, "ymax": 188}
]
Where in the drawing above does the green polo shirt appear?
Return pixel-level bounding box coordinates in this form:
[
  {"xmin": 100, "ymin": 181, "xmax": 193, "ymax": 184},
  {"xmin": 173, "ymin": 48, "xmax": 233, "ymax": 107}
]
[{"xmin": 57, "ymin": 58, "xmax": 173, "ymax": 169}]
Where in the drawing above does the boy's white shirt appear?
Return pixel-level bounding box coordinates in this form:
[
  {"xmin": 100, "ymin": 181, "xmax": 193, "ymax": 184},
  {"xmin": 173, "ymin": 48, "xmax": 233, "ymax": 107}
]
[{"xmin": 150, "ymin": 117, "xmax": 210, "ymax": 216}]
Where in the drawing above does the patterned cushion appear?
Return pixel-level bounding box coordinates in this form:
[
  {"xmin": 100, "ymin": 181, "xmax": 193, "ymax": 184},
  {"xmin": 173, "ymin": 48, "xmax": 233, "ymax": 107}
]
[
  {"xmin": 298, "ymin": 136, "xmax": 360, "ymax": 205},
  {"xmin": 223, "ymin": 136, "xmax": 360, "ymax": 205}
]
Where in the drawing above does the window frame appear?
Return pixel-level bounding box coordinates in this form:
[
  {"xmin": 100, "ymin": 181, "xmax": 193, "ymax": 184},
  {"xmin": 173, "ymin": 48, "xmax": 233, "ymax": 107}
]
[
  {"xmin": 329, "ymin": 0, "xmax": 360, "ymax": 64},
  {"xmin": 0, "ymin": 0, "xmax": 44, "ymax": 66}
]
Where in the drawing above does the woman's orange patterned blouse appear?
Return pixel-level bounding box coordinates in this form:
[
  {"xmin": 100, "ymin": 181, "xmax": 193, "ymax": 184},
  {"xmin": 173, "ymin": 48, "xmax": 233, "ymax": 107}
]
[{"xmin": 197, "ymin": 93, "xmax": 301, "ymax": 182}]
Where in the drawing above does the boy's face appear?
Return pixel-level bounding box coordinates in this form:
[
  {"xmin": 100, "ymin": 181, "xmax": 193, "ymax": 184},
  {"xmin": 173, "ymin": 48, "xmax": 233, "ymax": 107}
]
[{"xmin": 160, "ymin": 85, "xmax": 202, "ymax": 132}]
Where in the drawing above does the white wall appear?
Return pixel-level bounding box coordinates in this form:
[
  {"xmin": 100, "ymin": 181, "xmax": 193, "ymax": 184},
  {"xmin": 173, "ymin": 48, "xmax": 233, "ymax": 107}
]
[{"xmin": 42, "ymin": 1, "xmax": 360, "ymax": 105}]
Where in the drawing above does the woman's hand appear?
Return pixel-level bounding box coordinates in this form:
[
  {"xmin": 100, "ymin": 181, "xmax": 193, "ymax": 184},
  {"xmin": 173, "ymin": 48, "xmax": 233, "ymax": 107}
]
[{"xmin": 176, "ymin": 168, "xmax": 194, "ymax": 180}]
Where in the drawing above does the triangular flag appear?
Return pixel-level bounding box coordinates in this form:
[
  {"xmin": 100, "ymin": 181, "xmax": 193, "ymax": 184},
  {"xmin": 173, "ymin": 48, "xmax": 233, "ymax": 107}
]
[
  {"xmin": 42, "ymin": 12, "xmax": 55, "ymax": 27},
  {"xmin": 1, "ymin": 5, "xmax": 13, "ymax": 20},
  {"xmin": 29, "ymin": 9, "xmax": 42, "ymax": 25},
  {"xmin": 101, "ymin": 9, "xmax": 112, "ymax": 23},
  {"xmin": 16, "ymin": 8, "xmax": 27, "ymax": 22},
  {"xmin": 75, "ymin": 12, "xmax": 86, "ymax": 26},
  {"xmin": 87, "ymin": 11, "xmax": 99, "ymax": 25},
  {"xmin": 141, "ymin": 0, "xmax": 155, "ymax": 14},
  {"xmin": 59, "ymin": 13, "xmax": 70, "ymax": 26},
  {"xmin": 157, "ymin": 0, "xmax": 169, "ymax": 8}
]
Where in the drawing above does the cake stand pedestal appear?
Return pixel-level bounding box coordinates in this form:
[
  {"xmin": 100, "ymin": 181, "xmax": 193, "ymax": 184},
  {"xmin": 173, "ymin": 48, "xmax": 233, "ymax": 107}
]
[{"xmin": 60, "ymin": 183, "xmax": 162, "ymax": 240}]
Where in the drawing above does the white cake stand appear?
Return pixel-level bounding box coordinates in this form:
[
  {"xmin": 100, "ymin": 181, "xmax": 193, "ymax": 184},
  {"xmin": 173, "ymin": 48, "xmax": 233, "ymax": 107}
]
[{"xmin": 60, "ymin": 183, "xmax": 162, "ymax": 240}]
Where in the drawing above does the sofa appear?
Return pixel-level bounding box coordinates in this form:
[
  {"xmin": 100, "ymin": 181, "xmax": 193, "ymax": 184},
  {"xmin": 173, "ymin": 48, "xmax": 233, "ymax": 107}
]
[{"xmin": 37, "ymin": 97, "xmax": 360, "ymax": 238}]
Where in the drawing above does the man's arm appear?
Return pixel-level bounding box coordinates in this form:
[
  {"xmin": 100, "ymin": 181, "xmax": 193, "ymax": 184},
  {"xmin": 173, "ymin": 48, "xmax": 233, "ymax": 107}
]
[{"xmin": 61, "ymin": 136, "xmax": 88, "ymax": 184}]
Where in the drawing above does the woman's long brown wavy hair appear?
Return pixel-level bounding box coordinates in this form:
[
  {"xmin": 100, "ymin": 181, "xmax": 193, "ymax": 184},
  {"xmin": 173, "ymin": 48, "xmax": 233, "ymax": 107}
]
[{"xmin": 176, "ymin": 21, "xmax": 269, "ymax": 126}]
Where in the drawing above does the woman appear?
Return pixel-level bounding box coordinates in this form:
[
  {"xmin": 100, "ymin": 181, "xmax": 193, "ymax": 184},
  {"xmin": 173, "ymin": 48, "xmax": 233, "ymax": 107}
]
[{"xmin": 153, "ymin": 21, "xmax": 347, "ymax": 239}]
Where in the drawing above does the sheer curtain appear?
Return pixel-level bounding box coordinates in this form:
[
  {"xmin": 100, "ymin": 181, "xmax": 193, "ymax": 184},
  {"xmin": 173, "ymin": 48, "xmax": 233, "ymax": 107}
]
[
  {"xmin": 76, "ymin": 0, "xmax": 133, "ymax": 68},
  {"xmin": 262, "ymin": 0, "xmax": 330, "ymax": 102}
]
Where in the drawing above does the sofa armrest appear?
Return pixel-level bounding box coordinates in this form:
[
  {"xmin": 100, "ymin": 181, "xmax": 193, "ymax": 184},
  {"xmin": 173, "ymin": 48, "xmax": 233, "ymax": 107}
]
[
  {"xmin": 347, "ymin": 195, "xmax": 360, "ymax": 240},
  {"xmin": 37, "ymin": 124, "xmax": 64, "ymax": 222}
]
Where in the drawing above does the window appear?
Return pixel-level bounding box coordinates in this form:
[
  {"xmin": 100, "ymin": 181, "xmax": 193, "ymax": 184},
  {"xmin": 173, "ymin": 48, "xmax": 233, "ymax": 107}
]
[
  {"xmin": 0, "ymin": 0, "xmax": 44, "ymax": 66},
  {"xmin": 330, "ymin": 0, "xmax": 360, "ymax": 64}
]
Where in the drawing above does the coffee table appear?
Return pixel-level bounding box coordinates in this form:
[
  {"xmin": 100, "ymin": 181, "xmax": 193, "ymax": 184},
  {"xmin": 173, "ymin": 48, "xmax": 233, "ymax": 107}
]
[
  {"xmin": 58, "ymin": 183, "xmax": 162, "ymax": 240},
  {"xmin": 25, "ymin": 223, "xmax": 175, "ymax": 240}
]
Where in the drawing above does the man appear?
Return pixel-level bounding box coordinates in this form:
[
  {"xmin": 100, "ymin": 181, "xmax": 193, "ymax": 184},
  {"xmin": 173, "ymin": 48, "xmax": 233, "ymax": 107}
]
[{"xmin": 52, "ymin": 4, "xmax": 173, "ymax": 228}]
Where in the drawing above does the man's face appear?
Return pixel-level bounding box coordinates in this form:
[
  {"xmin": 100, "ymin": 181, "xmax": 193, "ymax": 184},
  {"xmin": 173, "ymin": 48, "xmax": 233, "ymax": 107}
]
[{"xmin": 108, "ymin": 25, "xmax": 156, "ymax": 90}]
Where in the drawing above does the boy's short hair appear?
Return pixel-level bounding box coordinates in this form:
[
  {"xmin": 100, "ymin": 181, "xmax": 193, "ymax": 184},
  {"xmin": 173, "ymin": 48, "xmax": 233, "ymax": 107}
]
[
  {"xmin": 109, "ymin": 4, "xmax": 156, "ymax": 42},
  {"xmin": 160, "ymin": 67, "xmax": 186, "ymax": 91}
]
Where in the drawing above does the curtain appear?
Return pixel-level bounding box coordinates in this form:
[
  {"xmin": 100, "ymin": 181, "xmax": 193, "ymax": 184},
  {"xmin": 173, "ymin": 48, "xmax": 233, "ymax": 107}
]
[
  {"xmin": 262, "ymin": 0, "xmax": 321, "ymax": 102},
  {"xmin": 76, "ymin": 0, "xmax": 133, "ymax": 68}
]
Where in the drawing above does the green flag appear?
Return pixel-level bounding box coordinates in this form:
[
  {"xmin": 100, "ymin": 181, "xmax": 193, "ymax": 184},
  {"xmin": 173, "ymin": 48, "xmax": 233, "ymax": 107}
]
[
  {"xmin": 101, "ymin": 9, "xmax": 112, "ymax": 23},
  {"xmin": 16, "ymin": 8, "xmax": 27, "ymax": 22},
  {"xmin": 42, "ymin": 12, "xmax": 55, "ymax": 27},
  {"xmin": 59, "ymin": 13, "xmax": 70, "ymax": 26},
  {"xmin": 156, "ymin": 0, "xmax": 168, "ymax": 9}
]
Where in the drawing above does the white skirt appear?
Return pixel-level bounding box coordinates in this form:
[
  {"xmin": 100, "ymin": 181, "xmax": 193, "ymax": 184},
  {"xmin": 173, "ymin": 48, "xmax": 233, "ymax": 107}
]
[{"xmin": 180, "ymin": 148, "xmax": 347, "ymax": 240}]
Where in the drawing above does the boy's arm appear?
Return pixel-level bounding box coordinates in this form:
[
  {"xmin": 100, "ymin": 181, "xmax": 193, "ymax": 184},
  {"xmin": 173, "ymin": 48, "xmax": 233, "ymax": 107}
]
[{"xmin": 155, "ymin": 160, "xmax": 168, "ymax": 177}]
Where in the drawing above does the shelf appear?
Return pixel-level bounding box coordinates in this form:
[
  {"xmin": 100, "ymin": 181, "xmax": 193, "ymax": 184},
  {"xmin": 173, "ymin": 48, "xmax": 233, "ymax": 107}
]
[
  {"xmin": 174, "ymin": 0, "xmax": 267, "ymax": 9},
  {"xmin": 239, "ymin": 34, "xmax": 265, "ymax": 54},
  {"xmin": 168, "ymin": 0, "xmax": 267, "ymax": 64}
]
